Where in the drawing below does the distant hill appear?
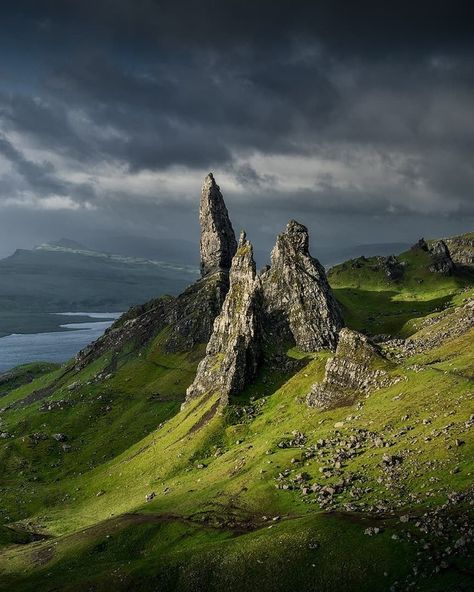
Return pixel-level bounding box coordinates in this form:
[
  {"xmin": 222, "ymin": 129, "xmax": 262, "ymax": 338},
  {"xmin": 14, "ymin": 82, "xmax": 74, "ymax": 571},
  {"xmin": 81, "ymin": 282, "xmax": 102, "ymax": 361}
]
[{"xmin": 0, "ymin": 243, "xmax": 199, "ymax": 336}]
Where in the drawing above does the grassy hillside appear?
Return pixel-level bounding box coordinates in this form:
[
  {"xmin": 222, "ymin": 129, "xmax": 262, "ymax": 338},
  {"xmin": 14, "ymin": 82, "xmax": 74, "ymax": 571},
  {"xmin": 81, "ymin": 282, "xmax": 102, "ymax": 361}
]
[
  {"xmin": 0, "ymin": 238, "xmax": 472, "ymax": 591},
  {"xmin": 328, "ymin": 241, "xmax": 473, "ymax": 336}
]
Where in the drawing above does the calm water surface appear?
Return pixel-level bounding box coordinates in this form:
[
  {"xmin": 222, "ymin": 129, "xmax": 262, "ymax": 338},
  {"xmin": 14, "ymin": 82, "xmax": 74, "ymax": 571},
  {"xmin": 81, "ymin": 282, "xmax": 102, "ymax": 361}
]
[{"xmin": 0, "ymin": 312, "xmax": 122, "ymax": 372}]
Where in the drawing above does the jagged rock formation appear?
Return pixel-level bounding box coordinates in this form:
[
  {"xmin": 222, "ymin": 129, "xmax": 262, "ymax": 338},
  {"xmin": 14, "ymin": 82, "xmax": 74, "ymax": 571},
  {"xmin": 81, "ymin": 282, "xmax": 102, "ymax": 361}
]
[
  {"xmin": 307, "ymin": 328, "xmax": 399, "ymax": 409},
  {"xmin": 382, "ymin": 255, "xmax": 404, "ymax": 281},
  {"xmin": 261, "ymin": 220, "xmax": 343, "ymax": 351},
  {"xmin": 74, "ymin": 179, "xmax": 344, "ymax": 405},
  {"xmin": 185, "ymin": 232, "xmax": 260, "ymax": 406},
  {"xmin": 73, "ymin": 173, "xmax": 237, "ymax": 371},
  {"xmin": 412, "ymin": 237, "xmax": 455, "ymax": 275},
  {"xmin": 200, "ymin": 173, "xmax": 237, "ymax": 277},
  {"xmin": 73, "ymin": 271, "xmax": 229, "ymax": 370},
  {"xmin": 428, "ymin": 240, "xmax": 455, "ymax": 275}
]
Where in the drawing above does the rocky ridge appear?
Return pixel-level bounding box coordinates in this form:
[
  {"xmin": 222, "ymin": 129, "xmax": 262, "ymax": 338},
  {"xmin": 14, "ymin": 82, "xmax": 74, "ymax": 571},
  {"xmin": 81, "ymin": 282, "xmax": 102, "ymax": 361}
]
[
  {"xmin": 444, "ymin": 233, "xmax": 474, "ymax": 269},
  {"xmin": 185, "ymin": 200, "xmax": 343, "ymax": 406},
  {"xmin": 414, "ymin": 238, "xmax": 455, "ymax": 275}
]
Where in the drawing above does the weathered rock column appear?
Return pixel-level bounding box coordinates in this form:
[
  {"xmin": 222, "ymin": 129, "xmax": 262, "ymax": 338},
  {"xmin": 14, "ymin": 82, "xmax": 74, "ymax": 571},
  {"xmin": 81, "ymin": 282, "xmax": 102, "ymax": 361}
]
[
  {"xmin": 185, "ymin": 231, "xmax": 261, "ymax": 406},
  {"xmin": 199, "ymin": 173, "xmax": 237, "ymax": 277},
  {"xmin": 261, "ymin": 220, "xmax": 343, "ymax": 351}
]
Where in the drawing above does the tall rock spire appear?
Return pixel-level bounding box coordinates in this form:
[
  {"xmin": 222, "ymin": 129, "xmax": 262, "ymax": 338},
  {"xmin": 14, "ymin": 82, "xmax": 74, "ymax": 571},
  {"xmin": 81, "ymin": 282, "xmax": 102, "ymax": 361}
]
[
  {"xmin": 184, "ymin": 231, "xmax": 260, "ymax": 406},
  {"xmin": 199, "ymin": 173, "xmax": 237, "ymax": 277},
  {"xmin": 261, "ymin": 220, "xmax": 343, "ymax": 351}
]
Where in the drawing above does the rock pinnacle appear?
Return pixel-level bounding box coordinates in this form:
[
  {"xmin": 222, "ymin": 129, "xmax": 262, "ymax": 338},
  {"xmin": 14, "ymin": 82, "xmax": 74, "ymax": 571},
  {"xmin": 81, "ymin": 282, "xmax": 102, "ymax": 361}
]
[{"xmin": 199, "ymin": 173, "xmax": 237, "ymax": 277}]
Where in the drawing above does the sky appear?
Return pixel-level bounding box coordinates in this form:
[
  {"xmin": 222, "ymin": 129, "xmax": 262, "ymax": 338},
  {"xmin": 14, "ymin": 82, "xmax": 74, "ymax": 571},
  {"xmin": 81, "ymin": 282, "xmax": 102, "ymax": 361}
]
[{"xmin": 0, "ymin": 0, "xmax": 473, "ymax": 261}]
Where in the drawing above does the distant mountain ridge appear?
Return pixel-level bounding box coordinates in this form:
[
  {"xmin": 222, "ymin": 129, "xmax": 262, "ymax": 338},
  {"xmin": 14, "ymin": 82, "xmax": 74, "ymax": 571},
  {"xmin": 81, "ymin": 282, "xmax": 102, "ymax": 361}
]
[
  {"xmin": 0, "ymin": 243, "xmax": 199, "ymax": 336},
  {"xmin": 35, "ymin": 240, "xmax": 199, "ymax": 275}
]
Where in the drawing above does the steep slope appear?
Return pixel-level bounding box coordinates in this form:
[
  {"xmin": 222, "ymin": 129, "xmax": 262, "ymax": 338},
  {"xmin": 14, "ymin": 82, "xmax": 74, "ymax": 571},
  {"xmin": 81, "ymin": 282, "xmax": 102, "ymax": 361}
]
[{"xmin": 0, "ymin": 293, "xmax": 472, "ymax": 591}]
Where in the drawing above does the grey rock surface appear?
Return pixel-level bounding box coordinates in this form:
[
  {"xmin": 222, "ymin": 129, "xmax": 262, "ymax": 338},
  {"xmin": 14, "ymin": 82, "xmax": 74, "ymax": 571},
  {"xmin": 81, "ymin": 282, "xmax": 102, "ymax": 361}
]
[
  {"xmin": 428, "ymin": 240, "xmax": 455, "ymax": 275},
  {"xmin": 261, "ymin": 220, "xmax": 343, "ymax": 352},
  {"xmin": 200, "ymin": 173, "xmax": 237, "ymax": 277},
  {"xmin": 307, "ymin": 328, "xmax": 399, "ymax": 409},
  {"xmin": 185, "ymin": 232, "xmax": 261, "ymax": 406}
]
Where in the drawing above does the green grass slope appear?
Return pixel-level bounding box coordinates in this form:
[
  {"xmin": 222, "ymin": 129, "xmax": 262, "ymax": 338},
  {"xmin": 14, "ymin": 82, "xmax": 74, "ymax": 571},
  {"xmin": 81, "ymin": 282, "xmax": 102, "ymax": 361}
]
[{"xmin": 328, "ymin": 239, "xmax": 474, "ymax": 336}]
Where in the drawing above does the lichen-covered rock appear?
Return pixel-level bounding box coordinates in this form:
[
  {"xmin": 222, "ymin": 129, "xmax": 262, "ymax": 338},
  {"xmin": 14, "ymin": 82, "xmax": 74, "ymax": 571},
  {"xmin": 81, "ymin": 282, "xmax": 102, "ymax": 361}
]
[
  {"xmin": 307, "ymin": 328, "xmax": 398, "ymax": 409},
  {"xmin": 185, "ymin": 232, "xmax": 261, "ymax": 406},
  {"xmin": 428, "ymin": 240, "xmax": 455, "ymax": 275},
  {"xmin": 261, "ymin": 220, "xmax": 343, "ymax": 351},
  {"xmin": 200, "ymin": 173, "xmax": 237, "ymax": 277}
]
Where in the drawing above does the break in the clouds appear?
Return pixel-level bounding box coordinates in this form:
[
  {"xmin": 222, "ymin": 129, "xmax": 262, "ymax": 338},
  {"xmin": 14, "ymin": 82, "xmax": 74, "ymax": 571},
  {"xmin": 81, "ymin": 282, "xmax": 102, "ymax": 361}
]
[{"xmin": 0, "ymin": 0, "xmax": 473, "ymax": 258}]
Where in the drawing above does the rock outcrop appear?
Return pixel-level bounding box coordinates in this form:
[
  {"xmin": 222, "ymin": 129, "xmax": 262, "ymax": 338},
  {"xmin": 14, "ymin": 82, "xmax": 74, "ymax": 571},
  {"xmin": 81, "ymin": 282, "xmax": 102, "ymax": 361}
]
[
  {"xmin": 444, "ymin": 233, "xmax": 474, "ymax": 269},
  {"xmin": 412, "ymin": 237, "xmax": 455, "ymax": 275},
  {"xmin": 200, "ymin": 173, "xmax": 237, "ymax": 277},
  {"xmin": 307, "ymin": 328, "xmax": 398, "ymax": 409},
  {"xmin": 428, "ymin": 240, "xmax": 455, "ymax": 275},
  {"xmin": 261, "ymin": 220, "xmax": 343, "ymax": 351},
  {"xmin": 382, "ymin": 255, "xmax": 404, "ymax": 281},
  {"xmin": 73, "ymin": 173, "xmax": 236, "ymax": 370},
  {"xmin": 185, "ymin": 232, "xmax": 261, "ymax": 406},
  {"xmin": 74, "ymin": 178, "xmax": 345, "ymax": 405}
]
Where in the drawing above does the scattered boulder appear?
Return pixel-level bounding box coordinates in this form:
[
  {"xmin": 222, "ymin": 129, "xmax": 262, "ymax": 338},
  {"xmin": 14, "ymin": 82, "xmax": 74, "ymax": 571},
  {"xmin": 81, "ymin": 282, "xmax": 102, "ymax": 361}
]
[{"xmin": 52, "ymin": 433, "xmax": 68, "ymax": 442}]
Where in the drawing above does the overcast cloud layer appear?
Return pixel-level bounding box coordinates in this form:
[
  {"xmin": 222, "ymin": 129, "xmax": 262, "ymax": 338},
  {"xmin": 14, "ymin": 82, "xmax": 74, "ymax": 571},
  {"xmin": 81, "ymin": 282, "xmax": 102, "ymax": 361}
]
[{"xmin": 0, "ymin": 0, "xmax": 473, "ymax": 260}]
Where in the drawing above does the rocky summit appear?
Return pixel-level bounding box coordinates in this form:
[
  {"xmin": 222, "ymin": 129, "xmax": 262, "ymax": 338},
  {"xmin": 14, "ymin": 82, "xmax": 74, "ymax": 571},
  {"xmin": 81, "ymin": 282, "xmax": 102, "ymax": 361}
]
[
  {"xmin": 261, "ymin": 220, "xmax": 343, "ymax": 351},
  {"xmin": 199, "ymin": 173, "xmax": 237, "ymax": 277}
]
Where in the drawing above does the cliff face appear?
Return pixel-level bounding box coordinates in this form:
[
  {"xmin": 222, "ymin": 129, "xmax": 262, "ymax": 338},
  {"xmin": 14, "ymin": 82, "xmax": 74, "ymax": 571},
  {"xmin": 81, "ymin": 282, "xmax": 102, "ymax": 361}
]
[
  {"xmin": 185, "ymin": 218, "xmax": 345, "ymax": 406},
  {"xmin": 199, "ymin": 173, "xmax": 237, "ymax": 277},
  {"xmin": 185, "ymin": 232, "xmax": 260, "ymax": 406},
  {"xmin": 413, "ymin": 238, "xmax": 455, "ymax": 275},
  {"xmin": 73, "ymin": 174, "xmax": 237, "ymax": 369},
  {"xmin": 307, "ymin": 328, "xmax": 399, "ymax": 409},
  {"xmin": 261, "ymin": 220, "xmax": 343, "ymax": 351}
]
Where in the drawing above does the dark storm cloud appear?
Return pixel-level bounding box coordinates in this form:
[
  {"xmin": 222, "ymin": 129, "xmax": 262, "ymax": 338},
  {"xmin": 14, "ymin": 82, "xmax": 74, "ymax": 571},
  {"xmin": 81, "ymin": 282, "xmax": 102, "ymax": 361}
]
[{"xmin": 0, "ymin": 0, "xmax": 472, "ymax": 258}]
